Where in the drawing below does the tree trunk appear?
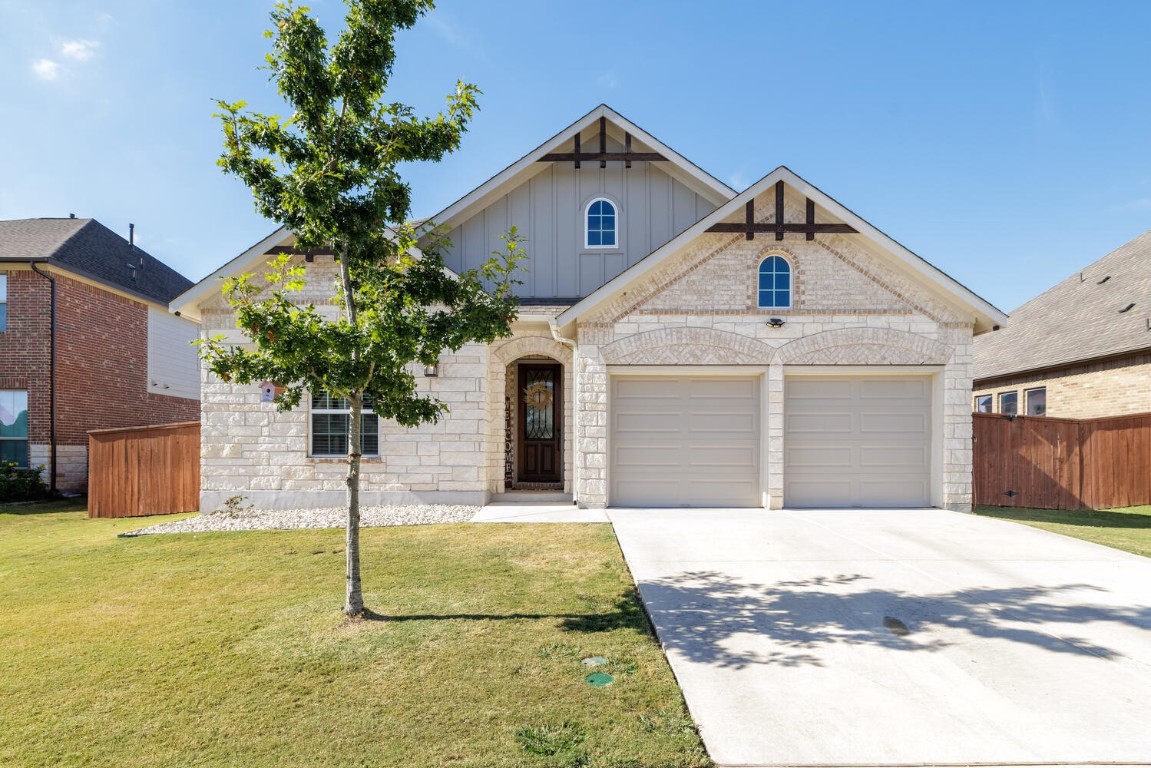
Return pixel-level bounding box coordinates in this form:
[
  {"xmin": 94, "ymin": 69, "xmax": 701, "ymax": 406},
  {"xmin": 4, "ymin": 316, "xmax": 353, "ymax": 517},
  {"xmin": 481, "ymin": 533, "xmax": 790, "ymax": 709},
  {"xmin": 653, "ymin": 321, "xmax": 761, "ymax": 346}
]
[
  {"xmin": 345, "ymin": 391, "xmax": 364, "ymax": 618},
  {"xmin": 340, "ymin": 249, "xmax": 365, "ymax": 618}
]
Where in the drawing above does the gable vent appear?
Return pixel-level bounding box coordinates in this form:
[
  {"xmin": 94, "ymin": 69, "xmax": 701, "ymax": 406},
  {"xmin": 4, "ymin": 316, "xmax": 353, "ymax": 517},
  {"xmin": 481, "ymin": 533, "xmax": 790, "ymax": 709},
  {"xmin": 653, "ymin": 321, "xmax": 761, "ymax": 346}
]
[{"xmin": 1120, "ymin": 302, "xmax": 1136, "ymax": 313}]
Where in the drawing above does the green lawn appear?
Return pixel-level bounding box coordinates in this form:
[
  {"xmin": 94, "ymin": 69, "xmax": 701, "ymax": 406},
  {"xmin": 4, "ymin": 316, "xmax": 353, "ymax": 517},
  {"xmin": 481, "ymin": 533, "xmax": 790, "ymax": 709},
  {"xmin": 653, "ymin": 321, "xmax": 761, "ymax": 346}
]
[
  {"xmin": 975, "ymin": 504, "xmax": 1151, "ymax": 558},
  {"xmin": 0, "ymin": 504, "xmax": 709, "ymax": 768}
]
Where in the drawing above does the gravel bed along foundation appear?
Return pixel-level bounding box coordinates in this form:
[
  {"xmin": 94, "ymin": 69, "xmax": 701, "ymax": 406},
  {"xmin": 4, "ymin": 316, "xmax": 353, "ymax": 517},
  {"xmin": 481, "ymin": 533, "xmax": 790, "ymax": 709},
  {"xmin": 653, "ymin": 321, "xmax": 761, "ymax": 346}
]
[{"xmin": 122, "ymin": 504, "xmax": 480, "ymax": 536}]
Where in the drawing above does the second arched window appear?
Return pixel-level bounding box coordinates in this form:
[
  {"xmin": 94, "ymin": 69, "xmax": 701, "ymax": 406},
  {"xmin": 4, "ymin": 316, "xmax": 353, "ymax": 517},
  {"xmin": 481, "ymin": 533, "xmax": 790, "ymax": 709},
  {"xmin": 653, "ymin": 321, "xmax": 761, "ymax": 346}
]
[{"xmin": 758, "ymin": 255, "xmax": 792, "ymax": 309}]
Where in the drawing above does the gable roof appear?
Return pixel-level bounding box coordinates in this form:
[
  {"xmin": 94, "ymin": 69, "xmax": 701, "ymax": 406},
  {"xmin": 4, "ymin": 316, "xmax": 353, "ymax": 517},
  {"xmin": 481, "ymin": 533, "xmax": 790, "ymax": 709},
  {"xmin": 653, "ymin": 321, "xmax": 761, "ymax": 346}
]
[
  {"xmin": 0, "ymin": 218, "xmax": 192, "ymax": 305},
  {"xmin": 555, "ymin": 166, "xmax": 1006, "ymax": 334},
  {"xmin": 170, "ymin": 225, "xmax": 437, "ymax": 322},
  {"xmin": 974, "ymin": 228, "xmax": 1151, "ymax": 382},
  {"xmin": 426, "ymin": 104, "xmax": 737, "ymax": 232},
  {"xmin": 170, "ymin": 226, "xmax": 293, "ymax": 321}
]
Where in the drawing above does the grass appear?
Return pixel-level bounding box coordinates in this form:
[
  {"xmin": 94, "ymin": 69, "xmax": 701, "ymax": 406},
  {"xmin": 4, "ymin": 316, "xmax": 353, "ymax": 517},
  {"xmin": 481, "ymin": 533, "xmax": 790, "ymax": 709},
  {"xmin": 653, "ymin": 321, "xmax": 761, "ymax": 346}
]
[
  {"xmin": 0, "ymin": 504, "xmax": 709, "ymax": 768},
  {"xmin": 975, "ymin": 504, "xmax": 1151, "ymax": 558}
]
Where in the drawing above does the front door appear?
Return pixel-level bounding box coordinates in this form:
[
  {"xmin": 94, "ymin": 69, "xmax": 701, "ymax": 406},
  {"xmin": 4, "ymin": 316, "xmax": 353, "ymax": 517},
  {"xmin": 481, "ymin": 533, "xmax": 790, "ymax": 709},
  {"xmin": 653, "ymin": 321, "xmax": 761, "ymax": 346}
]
[{"xmin": 517, "ymin": 363, "xmax": 562, "ymax": 485}]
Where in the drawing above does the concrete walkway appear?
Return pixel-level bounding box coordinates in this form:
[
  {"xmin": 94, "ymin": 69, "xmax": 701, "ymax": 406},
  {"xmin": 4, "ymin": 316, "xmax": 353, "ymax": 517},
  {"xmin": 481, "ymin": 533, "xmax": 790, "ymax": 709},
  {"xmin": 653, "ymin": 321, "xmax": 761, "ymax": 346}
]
[
  {"xmin": 470, "ymin": 502, "xmax": 608, "ymax": 523},
  {"xmin": 610, "ymin": 507, "xmax": 1151, "ymax": 768}
]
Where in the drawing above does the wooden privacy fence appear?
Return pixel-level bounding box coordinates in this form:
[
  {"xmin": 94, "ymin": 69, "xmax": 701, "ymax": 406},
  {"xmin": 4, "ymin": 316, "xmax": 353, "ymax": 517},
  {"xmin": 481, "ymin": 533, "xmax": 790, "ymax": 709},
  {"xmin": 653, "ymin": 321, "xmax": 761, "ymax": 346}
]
[
  {"xmin": 88, "ymin": 422, "xmax": 200, "ymax": 518},
  {"xmin": 973, "ymin": 412, "xmax": 1151, "ymax": 510}
]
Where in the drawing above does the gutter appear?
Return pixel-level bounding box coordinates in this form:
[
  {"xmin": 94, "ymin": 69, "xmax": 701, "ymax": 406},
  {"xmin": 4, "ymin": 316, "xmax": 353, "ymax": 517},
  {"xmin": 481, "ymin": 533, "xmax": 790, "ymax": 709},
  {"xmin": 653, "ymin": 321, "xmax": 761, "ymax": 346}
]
[
  {"xmin": 28, "ymin": 262, "xmax": 57, "ymax": 493},
  {"xmin": 549, "ymin": 320, "xmax": 579, "ymax": 507},
  {"xmin": 974, "ymin": 344, "xmax": 1151, "ymax": 389}
]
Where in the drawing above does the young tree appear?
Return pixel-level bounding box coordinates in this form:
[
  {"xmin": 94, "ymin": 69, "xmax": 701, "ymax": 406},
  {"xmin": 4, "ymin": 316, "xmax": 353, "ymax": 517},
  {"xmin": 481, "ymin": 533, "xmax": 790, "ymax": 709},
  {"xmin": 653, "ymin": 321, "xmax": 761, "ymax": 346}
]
[{"xmin": 203, "ymin": 0, "xmax": 522, "ymax": 618}]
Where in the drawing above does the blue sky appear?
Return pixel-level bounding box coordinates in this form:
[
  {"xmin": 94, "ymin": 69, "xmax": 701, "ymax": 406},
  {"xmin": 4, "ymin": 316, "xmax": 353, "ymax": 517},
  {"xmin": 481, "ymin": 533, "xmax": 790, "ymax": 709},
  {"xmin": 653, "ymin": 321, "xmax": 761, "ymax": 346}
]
[{"xmin": 3, "ymin": 0, "xmax": 1151, "ymax": 313}]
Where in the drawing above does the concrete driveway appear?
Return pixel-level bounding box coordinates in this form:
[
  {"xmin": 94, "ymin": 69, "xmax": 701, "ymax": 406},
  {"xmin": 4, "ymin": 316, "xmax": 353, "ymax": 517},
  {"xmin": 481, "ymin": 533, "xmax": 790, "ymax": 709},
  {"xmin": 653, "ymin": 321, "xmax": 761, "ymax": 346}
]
[{"xmin": 610, "ymin": 508, "xmax": 1151, "ymax": 768}]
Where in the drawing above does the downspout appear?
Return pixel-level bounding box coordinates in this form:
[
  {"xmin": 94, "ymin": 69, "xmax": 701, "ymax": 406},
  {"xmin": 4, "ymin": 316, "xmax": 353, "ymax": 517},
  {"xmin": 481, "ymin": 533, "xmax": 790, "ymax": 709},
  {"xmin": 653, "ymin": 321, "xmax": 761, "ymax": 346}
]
[
  {"xmin": 549, "ymin": 320, "xmax": 579, "ymax": 506},
  {"xmin": 29, "ymin": 262, "xmax": 57, "ymax": 493}
]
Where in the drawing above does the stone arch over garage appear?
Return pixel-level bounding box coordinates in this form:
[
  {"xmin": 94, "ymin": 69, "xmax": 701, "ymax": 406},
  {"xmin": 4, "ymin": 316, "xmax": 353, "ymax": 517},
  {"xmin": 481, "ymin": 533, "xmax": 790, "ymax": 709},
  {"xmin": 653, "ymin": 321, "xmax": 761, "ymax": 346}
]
[
  {"xmin": 775, "ymin": 327, "xmax": 952, "ymax": 366},
  {"xmin": 600, "ymin": 327, "xmax": 775, "ymax": 365},
  {"xmin": 488, "ymin": 334, "xmax": 574, "ymax": 494}
]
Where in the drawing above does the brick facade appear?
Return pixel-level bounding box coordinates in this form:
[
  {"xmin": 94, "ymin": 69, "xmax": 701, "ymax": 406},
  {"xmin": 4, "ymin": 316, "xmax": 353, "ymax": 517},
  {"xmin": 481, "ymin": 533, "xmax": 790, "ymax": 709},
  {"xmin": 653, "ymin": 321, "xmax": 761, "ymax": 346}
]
[
  {"xmin": 568, "ymin": 218, "xmax": 975, "ymax": 511},
  {"xmin": 974, "ymin": 353, "xmax": 1151, "ymax": 420},
  {"xmin": 0, "ymin": 267, "xmax": 199, "ymax": 492}
]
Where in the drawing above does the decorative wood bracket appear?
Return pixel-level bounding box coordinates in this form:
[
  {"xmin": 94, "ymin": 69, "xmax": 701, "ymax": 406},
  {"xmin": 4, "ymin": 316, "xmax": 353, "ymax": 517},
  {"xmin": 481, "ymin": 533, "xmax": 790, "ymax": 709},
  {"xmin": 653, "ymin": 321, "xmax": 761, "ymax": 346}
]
[
  {"xmin": 706, "ymin": 180, "xmax": 858, "ymax": 241},
  {"xmin": 267, "ymin": 246, "xmax": 334, "ymax": 263},
  {"xmin": 540, "ymin": 116, "xmax": 667, "ymax": 169}
]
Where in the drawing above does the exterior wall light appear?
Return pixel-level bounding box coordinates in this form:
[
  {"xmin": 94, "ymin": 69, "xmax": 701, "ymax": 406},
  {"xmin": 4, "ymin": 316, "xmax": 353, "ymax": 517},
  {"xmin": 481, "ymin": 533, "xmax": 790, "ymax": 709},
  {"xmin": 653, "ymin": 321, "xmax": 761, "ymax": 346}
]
[
  {"xmin": 766, "ymin": 317, "xmax": 786, "ymax": 328},
  {"xmin": 424, "ymin": 362, "xmax": 439, "ymax": 377}
]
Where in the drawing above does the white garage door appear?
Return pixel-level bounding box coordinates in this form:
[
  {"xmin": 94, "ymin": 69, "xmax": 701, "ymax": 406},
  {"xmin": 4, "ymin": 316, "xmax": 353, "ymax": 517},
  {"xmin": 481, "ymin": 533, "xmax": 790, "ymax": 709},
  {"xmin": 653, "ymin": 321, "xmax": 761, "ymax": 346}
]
[
  {"xmin": 611, "ymin": 376, "xmax": 760, "ymax": 507},
  {"xmin": 785, "ymin": 376, "xmax": 932, "ymax": 508}
]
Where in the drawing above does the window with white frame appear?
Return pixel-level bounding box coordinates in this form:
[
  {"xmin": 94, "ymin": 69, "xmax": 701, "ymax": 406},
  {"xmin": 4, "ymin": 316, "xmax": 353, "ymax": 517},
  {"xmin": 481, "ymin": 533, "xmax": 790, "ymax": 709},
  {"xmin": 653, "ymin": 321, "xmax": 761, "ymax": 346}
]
[
  {"xmin": 999, "ymin": 391, "xmax": 1018, "ymax": 416},
  {"xmin": 1025, "ymin": 387, "xmax": 1046, "ymax": 416},
  {"xmin": 757, "ymin": 254, "xmax": 792, "ymax": 309},
  {"xmin": 0, "ymin": 390, "xmax": 29, "ymax": 467},
  {"xmin": 585, "ymin": 198, "xmax": 618, "ymax": 248},
  {"xmin": 310, "ymin": 391, "xmax": 379, "ymax": 457},
  {"xmin": 0, "ymin": 274, "xmax": 7, "ymax": 332},
  {"xmin": 974, "ymin": 395, "xmax": 992, "ymax": 413}
]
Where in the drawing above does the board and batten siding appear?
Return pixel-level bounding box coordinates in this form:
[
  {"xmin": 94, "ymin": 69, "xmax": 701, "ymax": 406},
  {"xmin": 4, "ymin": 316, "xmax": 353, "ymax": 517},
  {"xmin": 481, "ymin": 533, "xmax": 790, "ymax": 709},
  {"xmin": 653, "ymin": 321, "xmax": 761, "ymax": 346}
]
[
  {"xmin": 147, "ymin": 308, "xmax": 201, "ymax": 400},
  {"xmin": 439, "ymin": 158, "xmax": 718, "ymax": 299}
]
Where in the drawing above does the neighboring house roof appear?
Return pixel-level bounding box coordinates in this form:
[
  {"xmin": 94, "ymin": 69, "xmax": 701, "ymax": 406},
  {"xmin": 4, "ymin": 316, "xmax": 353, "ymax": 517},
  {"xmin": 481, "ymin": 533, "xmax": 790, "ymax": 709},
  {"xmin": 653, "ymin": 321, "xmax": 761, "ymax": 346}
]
[
  {"xmin": 555, "ymin": 166, "xmax": 1007, "ymax": 334},
  {"xmin": 974, "ymin": 228, "xmax": 1151, "ymax": 382},
  {"xmin": 0, "ymin": 218, "xmax": 192, "ymax": 305},
  {"xmin": 425, "ymin": 104, "xmax": 737, "ymax": 233}
]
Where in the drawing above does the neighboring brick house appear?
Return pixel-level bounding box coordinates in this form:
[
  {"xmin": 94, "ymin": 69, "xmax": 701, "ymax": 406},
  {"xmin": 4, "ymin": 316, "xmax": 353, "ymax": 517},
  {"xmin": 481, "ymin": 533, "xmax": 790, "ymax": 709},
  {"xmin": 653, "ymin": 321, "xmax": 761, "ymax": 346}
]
[
  {"xmin": 974, "ymin": 229, "xmax": 1151, "ymax": 419},
  {"xmin": 173, "ymin": 105, "xmax": 1004, "ymax": 512},
  {"xmin": 0, "ymin": 218, "xmax": 200, "ymax": 493}
]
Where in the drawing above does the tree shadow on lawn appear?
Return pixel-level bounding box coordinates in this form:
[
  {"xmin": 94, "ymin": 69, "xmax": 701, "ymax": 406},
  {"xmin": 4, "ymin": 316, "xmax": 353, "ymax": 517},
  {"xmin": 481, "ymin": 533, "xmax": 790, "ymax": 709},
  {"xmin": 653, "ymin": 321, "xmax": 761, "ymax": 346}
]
[
  {"xmin": 358, "ymin": 592, "xmax": 654, "ymax": 635},
  {"xmin": 978, "ymin": 505, "xmax": 1151, "ymax": 529},
  {"xmin": 635, "ymin": 570, "xmax": 1151, "ymax": 669}
]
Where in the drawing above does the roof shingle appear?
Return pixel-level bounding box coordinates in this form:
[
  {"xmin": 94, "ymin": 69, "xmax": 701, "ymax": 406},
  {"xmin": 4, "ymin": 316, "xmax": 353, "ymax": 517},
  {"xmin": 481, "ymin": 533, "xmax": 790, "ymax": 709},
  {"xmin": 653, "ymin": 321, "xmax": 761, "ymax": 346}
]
[
  {"xmin": 974, "ymin": 229, "xmax": 1151, "ymax": 381},
  {"xmin": 0, "ymin": 218, "xmax": 192, "ymax": 305}
]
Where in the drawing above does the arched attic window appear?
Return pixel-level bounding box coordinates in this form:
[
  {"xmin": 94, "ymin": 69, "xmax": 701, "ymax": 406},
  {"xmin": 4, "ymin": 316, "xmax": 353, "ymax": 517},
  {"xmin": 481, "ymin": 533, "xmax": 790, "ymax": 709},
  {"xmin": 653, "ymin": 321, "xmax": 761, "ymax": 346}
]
[
  {"xmin": 757, "ymin": 254, "xmax": 792, "ymax": 309},
  {"xmin": 585, "ymin": 198, "xmax": 618, "ymax": 248}
]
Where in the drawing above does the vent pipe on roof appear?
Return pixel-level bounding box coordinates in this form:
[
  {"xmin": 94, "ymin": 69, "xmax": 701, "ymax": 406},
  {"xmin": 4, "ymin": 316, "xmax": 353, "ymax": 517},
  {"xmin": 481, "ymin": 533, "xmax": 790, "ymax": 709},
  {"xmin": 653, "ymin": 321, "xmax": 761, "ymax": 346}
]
[
  {"xmin": 68, "ymin": 213, "xmax": 75, "ymax": 219},
  {"xmin": 129, "ymin": 222, "xmax": 135, "ymax": 247}
]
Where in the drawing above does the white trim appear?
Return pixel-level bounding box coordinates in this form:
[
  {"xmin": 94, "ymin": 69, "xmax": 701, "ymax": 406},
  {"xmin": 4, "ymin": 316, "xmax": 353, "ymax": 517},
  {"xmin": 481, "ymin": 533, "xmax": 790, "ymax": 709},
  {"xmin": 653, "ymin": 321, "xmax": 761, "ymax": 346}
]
[
  {"xmin": 756, "ymin": 252, "xmax": 793, "ymax": 310},
  {"xmin": 556, "ymin": 166, "xmax": 1007, "ymax": 334},
  {"xmin": 584, "ymin": 196, "xmax": 620, "ymax": 250},
  {"xmin": 782, "ymin": 364, "xmax": 946, "ymax": 376},
  {"xmin": 607, "ymin": 365, "xmax": 770, "ymax": 376}
]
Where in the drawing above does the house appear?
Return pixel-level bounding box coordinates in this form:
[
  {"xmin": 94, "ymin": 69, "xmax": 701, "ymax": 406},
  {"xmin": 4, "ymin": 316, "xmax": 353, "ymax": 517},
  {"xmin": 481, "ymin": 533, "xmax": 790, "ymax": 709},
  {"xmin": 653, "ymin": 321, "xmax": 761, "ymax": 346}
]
[
  {"xmin": 0, "ymin": 217, "xmax": 200, "ymax": 493},
  {"xmin": 172, "ymin": 105, "xmax": 1004, "ymax": 512},
  {"xmin": 974, "ymin": 229, "xmax": 1151, "ymax": 418}
]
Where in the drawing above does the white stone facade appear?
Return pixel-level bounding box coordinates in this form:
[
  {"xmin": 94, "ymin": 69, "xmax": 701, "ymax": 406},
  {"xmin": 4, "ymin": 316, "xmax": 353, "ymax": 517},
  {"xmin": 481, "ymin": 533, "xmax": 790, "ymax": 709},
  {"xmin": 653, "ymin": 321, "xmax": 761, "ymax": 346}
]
[{"xmin": 194, "ymin": 188, "xmax": 984, "ymax": 512}]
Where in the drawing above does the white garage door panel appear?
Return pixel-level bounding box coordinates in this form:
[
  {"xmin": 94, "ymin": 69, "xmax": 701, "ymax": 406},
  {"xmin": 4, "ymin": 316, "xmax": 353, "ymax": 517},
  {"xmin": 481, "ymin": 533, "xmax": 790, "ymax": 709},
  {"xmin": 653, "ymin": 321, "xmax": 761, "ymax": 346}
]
[
  {"xmin": 859, "ymin": 445, "xmax": 930, "ymax": 468},
  {"xmin": 786, "ymin": 376, "xmax": 932, "ymax": 508},
  {"xmin": 788, "ymin": 412, "xmax": 854, "ymax": 434},
  {"xmin": 788, "ymin": 447, "xmax": 853, "ymax": 467},
  {"xmin": 859, "ymin": 412, "xmax": 929, "ymax": 433},
  {"xmin": 859, "ymin": 478, "xmax": 930, "ymax": 506},
  {"xmin": 611, "ymin": 376, "xmax": 760, "ymax": 507}
]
